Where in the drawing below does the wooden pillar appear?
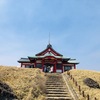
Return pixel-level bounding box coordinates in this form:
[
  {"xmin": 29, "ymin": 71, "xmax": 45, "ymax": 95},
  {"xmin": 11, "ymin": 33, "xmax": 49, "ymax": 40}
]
[
  {"xmin": 21, "ymin": 63, "xmax": 22, "ymax": 67},
  {"xmin": 42, "ymin": 59, "xmax": 44, "ymax": 72},
  {"xmin": 24, "ymin": 64, "xmax": 26, "ymax": 68},
  {"xmin": 74, "ymin": 64, "xmax": 76, "ymax": 69},
  {"xmin": 34, "ymin": 60, "xmax": 36, "ymax": 68},
  {"xmin": 54, "ymin": 60, "xmax": 57, "ymax": 73},
  {"xmin": 62, "ymin": 63, "xmax": 63, "ymax": 73}
]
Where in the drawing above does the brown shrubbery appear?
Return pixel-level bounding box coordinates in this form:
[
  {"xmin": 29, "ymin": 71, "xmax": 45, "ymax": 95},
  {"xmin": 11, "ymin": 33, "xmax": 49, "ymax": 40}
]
[
  {"xmin": 0, "ymin": 80, "xmax": 18, "ymax": 100},
  {"xmin": 83, "ymin": 78, "xmax": 100, "ymax": 88},
  {"xmin": 0, "ymin": 66, "xmax": 46, "ymax": 100},
  {"xmin": 66, "ymin": 69, "xmax": 100, "ymax": 99}
]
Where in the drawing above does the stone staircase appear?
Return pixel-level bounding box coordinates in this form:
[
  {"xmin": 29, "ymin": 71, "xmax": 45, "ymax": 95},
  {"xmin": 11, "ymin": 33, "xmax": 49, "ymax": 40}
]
[{"xmin": 45, "ymin": 73, "xmax": 73, "ymax": 100}]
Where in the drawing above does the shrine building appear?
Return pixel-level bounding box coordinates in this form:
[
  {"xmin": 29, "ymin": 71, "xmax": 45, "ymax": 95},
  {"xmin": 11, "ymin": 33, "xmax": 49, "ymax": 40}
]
[{"xmin": 18, "ymin": 44, "xmax": 79, "ymax": 73}]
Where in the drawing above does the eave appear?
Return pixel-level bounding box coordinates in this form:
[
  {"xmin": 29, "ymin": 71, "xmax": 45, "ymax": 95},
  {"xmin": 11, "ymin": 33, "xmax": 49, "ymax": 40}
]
[{"xmin": 18, "ymin": 58, "xmax": 30, "ymax": 63}]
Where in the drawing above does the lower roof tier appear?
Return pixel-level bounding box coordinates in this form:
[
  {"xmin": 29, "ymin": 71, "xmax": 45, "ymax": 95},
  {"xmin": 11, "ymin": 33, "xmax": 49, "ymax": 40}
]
[{"xmin": 18, "ymin": 56, "xmax": 79, "ymax": 64}]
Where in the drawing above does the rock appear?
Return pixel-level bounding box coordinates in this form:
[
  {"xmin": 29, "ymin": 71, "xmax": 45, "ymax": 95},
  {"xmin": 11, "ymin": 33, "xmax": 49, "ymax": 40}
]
[
  {"xmin": 0, "ymin": 81, "xmax": 18, "ymax": 100},
  {"xmin": 83, "ymin": 78, "xmax": 100, "ymax": 89}
]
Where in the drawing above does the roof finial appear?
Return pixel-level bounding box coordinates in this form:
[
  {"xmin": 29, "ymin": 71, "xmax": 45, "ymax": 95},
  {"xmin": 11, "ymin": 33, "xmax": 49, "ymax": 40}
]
[
  {"xmin": 47, "ymin": 32, "xmax": 52, "ymax": 48},
  {"xmin": 49, "ymin": 32, "xmax": 51, "ymax": 44}
]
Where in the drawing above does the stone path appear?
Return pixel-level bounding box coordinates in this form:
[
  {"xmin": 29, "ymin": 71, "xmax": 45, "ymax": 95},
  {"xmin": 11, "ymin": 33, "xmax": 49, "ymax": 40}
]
[{"xmin": 45, "ymin": 73, "xmax": 73, "ymax": 100}]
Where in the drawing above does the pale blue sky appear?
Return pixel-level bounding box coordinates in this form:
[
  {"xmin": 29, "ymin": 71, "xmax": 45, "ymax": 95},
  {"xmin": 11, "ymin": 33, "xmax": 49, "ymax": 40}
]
[{"xmin": 0, "ymin": 0, "xmax": 100, "ymax": 71}]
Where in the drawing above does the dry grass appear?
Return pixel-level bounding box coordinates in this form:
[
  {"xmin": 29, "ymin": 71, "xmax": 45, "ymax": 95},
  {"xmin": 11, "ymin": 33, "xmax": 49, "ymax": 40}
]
[
  {"xmin": 0, "ymin": 66, "xmax": 46, "ymax": 100},
  {"xmin": 65, "ymin": 69, "xmax": 100, "ymax": 100}
]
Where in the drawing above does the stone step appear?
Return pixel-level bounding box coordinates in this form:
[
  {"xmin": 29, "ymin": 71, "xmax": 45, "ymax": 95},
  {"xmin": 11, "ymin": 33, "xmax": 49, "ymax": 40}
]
[
  {"xmin": 46, "ymin": 81, "xmax": 64, "ymax": 83},
  {"xmin": 46, "ymin": 91, "xmax": 69, "ymax": 94},
  {"xmin": 47, "ymin": 78, "xmax": 62, "ymax": 80},
  {"xmin": 47, "ymin": 77, "xmax": 62, "ymax": 78},
  {"xmin": 46, "ymin": 84, "xmax": 64, "ymax": 86},
  {"xmin": 46, "ymin": 82, "xmax": 64, "ymax": 84},
  {"xmin": 46, "ymin": 75, "xmax": 61, "ymax": 76},
  {"xmin": 46, "ymin": 77, "xmax": 62, "ymax": 78},
  {"xmin": 46, "ymin": 97, "xmax": 72, "ymax": 100},
  {"xmin": 46, "ymin": 85, "xmax": 66, "ymax": 87},
  {"xmin": 46, "ymin": 80, "xmax": 63, "ymax": 82},
  {"xmin": 47, "ymin": 80, "xmax": 62, "ymax": 81},
  {"xmin": 46, "ymin": 82, "xmax": 65, "ymax": 85},
  {"xmin": 47, "ymin": 79, "xmax": 62, "ymax": 80},
  {"xmin": 46, "ymin": 87, "xmax": 66, "ymax": 89},
  {"xmin": 46, "ymin": 76, "xmax": 61, "ymax": 77},
  {"xmin": 46, "ymin": 94, "xmax": 71, "ymax": 97},
  {"xmin": 46, "ymin": 84, "xmax": 65, "ymax": 85},
  {"xmin": 46, "ymin": 89, "xmax": 68, "ymax": 92},
  {"xmin": 47, "ymin": 76, "xmax": 62, "ymax": 77}
]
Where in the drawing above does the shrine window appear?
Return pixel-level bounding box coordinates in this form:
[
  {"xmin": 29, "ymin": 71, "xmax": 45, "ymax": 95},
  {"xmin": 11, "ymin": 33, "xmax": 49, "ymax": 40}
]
[
  {"xmin": 64, "ymin": 66, "xmax": 72, "ymax": 71},
  {"xmin": 22, "ymin": 65, "xmax": 25, "ymax": 68},
  {"xmin": 56, "ymin": 64, "xmax": 62, "ymax": 69},
  {"xmin": 36, "ymin": 63, "xmax": 42, "ymax": 68},
  {"xmin": 29, "ymin": 65, "xmax": 34, "ymax": 68},
  {"xmin": 25, "ymin": 65, "xmax": 30, "ymax": 68}
]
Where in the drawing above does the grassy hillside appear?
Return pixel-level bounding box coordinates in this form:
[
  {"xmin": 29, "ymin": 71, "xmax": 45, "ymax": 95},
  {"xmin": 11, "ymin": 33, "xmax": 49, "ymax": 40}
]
[
  {"xmin": 0, "ymin": 66, "xmax": 46, "ymax": 100},
  {"xmin": 64, "ymin": 69, "xmax": 100, "ymax": 100},
  {"xmin": 0, "ymin": 66, "xmax": 100, "ymax": 100}
]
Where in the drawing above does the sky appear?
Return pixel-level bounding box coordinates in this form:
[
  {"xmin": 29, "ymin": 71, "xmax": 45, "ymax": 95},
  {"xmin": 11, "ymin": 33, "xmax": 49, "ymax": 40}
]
[{"xmin": 0, "ymin": 0, "xmax": 100, "ymax": 71}]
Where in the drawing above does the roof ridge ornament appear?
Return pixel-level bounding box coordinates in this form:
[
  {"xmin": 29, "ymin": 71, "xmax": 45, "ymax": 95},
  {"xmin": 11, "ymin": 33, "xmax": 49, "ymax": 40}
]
[
  {"xmin": 47, "ymin": 43, "xmax": 52, "ymax": 48},
  {"xmin": 49, "ymin": 32, "xmax": 50, "ymax": 44},
  {"xmin": 47, "ymin": 32, "xmax": 52, "ymax": 48}
]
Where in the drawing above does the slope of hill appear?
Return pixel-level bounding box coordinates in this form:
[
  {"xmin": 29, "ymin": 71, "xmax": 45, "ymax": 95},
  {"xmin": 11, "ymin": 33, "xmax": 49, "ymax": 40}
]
[
  {"xmin": 0, "ymin": 66, "xmax": 46, "ymax": 100},
  {"xmin": 0, "ymin": 66, "xmax": 100, "ymax": 100},
  {"xmin": 64, "ymin": 69, "xmax": 100, "ymax": 100}
]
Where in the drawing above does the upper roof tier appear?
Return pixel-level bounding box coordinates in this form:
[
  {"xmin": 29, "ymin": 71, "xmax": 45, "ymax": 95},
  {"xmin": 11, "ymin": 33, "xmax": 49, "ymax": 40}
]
[{"xmin": 35, "ymin": 43, "xmax": 63, "ymax": 56}]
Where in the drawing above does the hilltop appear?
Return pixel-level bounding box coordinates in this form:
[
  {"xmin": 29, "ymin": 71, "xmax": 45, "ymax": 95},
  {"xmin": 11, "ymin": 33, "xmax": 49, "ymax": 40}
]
[{"xmin": 0, "ymin": 66, "xmax": 100, "ymax": 100}]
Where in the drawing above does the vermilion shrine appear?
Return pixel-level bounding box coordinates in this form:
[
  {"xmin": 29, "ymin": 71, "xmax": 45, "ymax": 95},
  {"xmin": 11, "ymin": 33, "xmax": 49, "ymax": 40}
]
[{"xmin": 18, "ymin": 44, "xmax": 79, "ymax": 73}]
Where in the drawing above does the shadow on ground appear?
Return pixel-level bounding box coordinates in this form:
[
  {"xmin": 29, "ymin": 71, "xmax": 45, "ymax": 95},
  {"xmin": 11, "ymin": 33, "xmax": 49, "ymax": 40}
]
[{"xmin": 0, "ymin": 81, "xmax": 18, "ymax": 100}]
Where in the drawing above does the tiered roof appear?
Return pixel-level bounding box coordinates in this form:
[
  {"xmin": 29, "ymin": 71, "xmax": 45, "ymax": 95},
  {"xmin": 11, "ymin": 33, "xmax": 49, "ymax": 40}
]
[{"xmin": 18, "ymin": 44, "xmax": 79, "ymax": 64}]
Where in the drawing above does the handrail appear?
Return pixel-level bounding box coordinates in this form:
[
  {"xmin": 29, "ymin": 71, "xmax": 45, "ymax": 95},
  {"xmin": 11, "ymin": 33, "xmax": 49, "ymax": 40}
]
[
  {"xmin": 62, "ymin": 73, "xmax": 79, "ymax": 100},
  {"xmin": 67, "ymin": 71, "xmax": 98, "ymax": 100}
]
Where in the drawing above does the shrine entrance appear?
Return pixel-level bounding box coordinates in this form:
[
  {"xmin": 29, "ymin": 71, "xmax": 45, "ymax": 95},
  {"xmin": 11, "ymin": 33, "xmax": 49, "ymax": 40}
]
[
  {"xmin": 43, "ymin": 56, "xmax": 56, "ymax": 73},
  {"xmin": 44, "ymin": 63, "xmax": 54, "ymax": 73}
]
